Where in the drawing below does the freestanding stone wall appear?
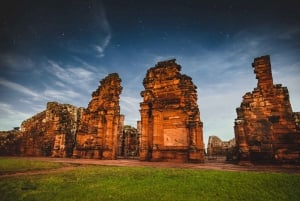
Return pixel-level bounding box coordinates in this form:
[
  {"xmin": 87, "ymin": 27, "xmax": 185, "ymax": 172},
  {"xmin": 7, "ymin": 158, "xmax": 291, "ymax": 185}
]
[
  {"xmin": 73, "ymin": 73, "xmax": 123, "ymax": 159},
  {"xmin": 20, "ymin": 102, "xmax": 82, "ymax": 157},
  {"xmin": 234, "ymin": 55, "xmax": 300, "ymax": 163},
  {"xmin": 207, "ymin": 136, "xmax": 235, "ymax": 157},
  {"xmin": 140, "ymin": 59, "xmax": 204, "ymax": 162}
]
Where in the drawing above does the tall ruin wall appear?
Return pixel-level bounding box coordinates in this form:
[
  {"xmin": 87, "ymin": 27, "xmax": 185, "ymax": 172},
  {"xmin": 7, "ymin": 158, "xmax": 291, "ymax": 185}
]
[
  {"xmin": 73, "ymin": 73, "xmax": 123, "ymax": 159},
  {"xmin": 140, "ymin": 59, "xmax": 204, "ymax": 162},
  {"xmin": 234, "ymin": 55, "xmax": 300, "ymax": 163}
]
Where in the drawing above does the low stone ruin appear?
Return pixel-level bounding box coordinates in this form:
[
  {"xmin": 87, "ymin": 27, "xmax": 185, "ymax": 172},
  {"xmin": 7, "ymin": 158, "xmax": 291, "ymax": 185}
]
[
  {"xmin": 20, "ymin": 102, "xmax": 82, "ymax": 157},
  {"xmin": 140, "ymin": 59, "xmax": 204, "ymax": 162},
  {"xmin": 207, "ymin": 136, "xmax": 235, "ymax": 158},
  {"xmin": 234, "ymin": 55, "xmax": 300, "ymax": 163},
  {"xmin": 0, "ymin": 128, "xmax": 22, "ymax": 156}
]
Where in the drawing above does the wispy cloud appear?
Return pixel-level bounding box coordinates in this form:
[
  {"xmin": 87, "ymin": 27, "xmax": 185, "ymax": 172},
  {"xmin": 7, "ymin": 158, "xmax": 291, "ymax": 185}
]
[
  {"xmin": 95, "ymin": 35, "xmax": 111, "ymax": 58},
  {"xmin": 120, "ymin": 95, "xmax": 141, "ymax": 126},
  {"xmin": 43, "ymin": 88, "xmax": 81, "ymax": 103},
  {"xmin": 0, "ymin": 102, "xmax": 31, "ymax": 130},
  {"xmin": 47, "ymin": 60, "xmax": 98, "ymax": 91},
  {"xmin": 0, "ymin": 78, "xmax": 40, "ymax": 99}
]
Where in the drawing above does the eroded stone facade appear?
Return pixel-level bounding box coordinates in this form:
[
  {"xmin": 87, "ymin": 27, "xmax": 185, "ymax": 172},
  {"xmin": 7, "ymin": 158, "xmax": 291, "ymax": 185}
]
[
  {"xmin": 0, "ymin": 128, "xmax": 21, "ymax": 156},
  {"xmin": 117, "ymin": 125, "xmax": 140, "ymax": 158},
  {"xmin": 73, "ymin": 73, "xmax": 123, "ymax": 159},
  {"xmin": 20, "ymin": 102, "xmax": 82, "ymax": 157},
  {"xmin": 207, "ymin": 136, "xmax": 235, "ymax": 157},
  {"xmin": 140, "ymin": 59, "xmax": 204, "ymax": 162},
  {"xmin": 234, "ymin": 55, "xmax": 300, "ymax": 163},
  {"xmin": 0, "ymin": 73, "xmax": 122, "ymax": 159}
]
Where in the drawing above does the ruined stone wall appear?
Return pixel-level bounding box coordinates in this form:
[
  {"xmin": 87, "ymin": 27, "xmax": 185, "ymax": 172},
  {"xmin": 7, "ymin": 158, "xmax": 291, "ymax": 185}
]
[
  {"xmin": 73, "ymin": 73, "xmax": 122, "ymax": 159},
  {"xmin": 118, "ymin": 125, "xmax": 140, "ymax": 158},
  {"xmin": 0, "ymin": 129, "xmax": 22, "ymax": 155},
  {"xmin": 294, "ymin": 112, "xmax": 300, "ymax": 131},
  {"xmin": 140, "ymin": 59, "xmax": 204, "ymax": 162},
  {"xmin": 207, "ymin": 136, "xmax": 235, "ymax": 157},
  {"xmin": 234, "ymin": 55, "xmax": 300, "ymax": 163},
  {"xmin": 19, "ymin": 102, "xmax": 82, "ymax": 157}
]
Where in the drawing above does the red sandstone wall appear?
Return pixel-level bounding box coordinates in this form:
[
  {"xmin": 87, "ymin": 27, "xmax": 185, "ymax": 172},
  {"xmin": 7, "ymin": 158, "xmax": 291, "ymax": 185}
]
[
  {"xmin": 234, "ymin": 55, "xmax": 300, "ymax": 163},
  {"xmin": 73, "ymin": 73, "xmax": 122, "ymax": 159},
  {"xmin": 140, "ymin": 59, "xmax": 204, "ymax": 162}
]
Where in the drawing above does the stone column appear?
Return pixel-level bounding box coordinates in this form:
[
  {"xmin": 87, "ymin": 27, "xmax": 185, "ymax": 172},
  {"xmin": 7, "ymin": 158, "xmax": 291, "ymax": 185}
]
[{"xmin": 139, "ymin": 103, "xmax": 151, "ymax": 161}]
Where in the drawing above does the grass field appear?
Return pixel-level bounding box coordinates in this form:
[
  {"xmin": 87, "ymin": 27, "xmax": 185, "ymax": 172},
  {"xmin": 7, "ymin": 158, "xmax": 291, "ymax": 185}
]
[
  {"xmin": 0, "ymin": 157, "xmax": 63, "ymax": 174},
  {"xmin": 0, "ymin": 157, "xmax": 299, "ymax": 201}
]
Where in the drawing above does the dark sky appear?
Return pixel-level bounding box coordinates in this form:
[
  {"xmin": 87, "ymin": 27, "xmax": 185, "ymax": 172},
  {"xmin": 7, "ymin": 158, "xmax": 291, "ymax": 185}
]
[{"xmin": 1, "ymin": 0, "xmax": 300, "ymax": 144}]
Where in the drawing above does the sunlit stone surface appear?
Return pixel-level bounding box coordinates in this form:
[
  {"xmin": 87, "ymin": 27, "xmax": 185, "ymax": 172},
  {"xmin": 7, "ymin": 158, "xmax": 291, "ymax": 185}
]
[
  {"xmin": 140, "ymin": 59, "xmax": 204, "ymax": 162},
  {"xmin": 73, "ymin": 73, "xmax": 123, "ymax": 159}
]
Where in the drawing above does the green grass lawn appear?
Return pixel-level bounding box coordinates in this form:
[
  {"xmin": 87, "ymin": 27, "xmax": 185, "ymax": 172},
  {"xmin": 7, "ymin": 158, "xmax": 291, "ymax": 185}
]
[
  {"xmin": 0, "ymin": 157, "xmax": 63, "ymax": 174},
  {"xmin": 0, "ymin": 158, "xmax": 299, "ymax": 201}
]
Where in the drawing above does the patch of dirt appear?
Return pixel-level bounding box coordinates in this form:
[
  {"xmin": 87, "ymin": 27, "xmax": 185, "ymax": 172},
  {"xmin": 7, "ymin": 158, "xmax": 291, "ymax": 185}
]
[
  {"xmin": 1, "ymin": 157, "xmax": 299, "ymax": 178},
  {"xmin": 0, "ymin": 163, "xmax": 78, "ymax": 178}
]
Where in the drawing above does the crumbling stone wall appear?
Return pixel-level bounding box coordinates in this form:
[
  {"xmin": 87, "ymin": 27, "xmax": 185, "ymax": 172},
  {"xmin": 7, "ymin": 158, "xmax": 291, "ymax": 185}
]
[
  {"xmin": 117, "ymin": 125, "xmax": 140, "ymax": 158},
  {"xmin": 234, "ymin": 55, "xmax": 300, "ymax": 163},
  {"xmin": 73, "ymin": 73, "xmax": 123, "ymax": 159},
  {"xmin": 0, "ymin": 128, "xmax": 22, "ymax": 156},
  {"xmin": 140, "ymin": 59, "xmax": 204, "ymax": 162},
  {"xmin": 207, "ymin": 136, "xmax": 235, "ymax": 157},
  {"xmin": 20, "ymin": 102, "xmax": 82, "ymax": 157}
]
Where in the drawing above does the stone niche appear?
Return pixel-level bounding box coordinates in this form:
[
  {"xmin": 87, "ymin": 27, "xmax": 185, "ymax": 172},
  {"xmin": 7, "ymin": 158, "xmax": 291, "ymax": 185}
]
[
  {"xmin": 20, "ymin": 102, "xmax": 82, "ymax": 157},
  {"xmin": 73, "ymin": 73, "xmax": 123, "ymax": 159},
  {"xmin": 234, "ymin": 55, "xmax": 300, "ymax": 163},
  {"xmin": 140, "ymin": 59, "xmax": 204, "ymax": 162}
]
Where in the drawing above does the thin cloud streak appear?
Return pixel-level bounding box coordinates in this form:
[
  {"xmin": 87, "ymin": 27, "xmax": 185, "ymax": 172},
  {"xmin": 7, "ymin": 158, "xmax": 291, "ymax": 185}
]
[
  {"xmin": 0, "ymin": 78, "xmax": 40, "ymax": 99},
  {"xmin": 95, "ymin": 35, "xmax": 111, "ymax": 58},
  {"xmin": 0, "ymin": 102, "xmax": 31, "ymax": 130},
  {"xmin": 47, "ymin": 60, "xmax": 100, "ymax": 91}
]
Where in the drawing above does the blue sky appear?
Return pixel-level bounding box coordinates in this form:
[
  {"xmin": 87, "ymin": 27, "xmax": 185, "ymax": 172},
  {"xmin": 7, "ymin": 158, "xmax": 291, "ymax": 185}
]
[{"xmin": 1, "ymin": 0, "xmax": 300, "ymax": 145}]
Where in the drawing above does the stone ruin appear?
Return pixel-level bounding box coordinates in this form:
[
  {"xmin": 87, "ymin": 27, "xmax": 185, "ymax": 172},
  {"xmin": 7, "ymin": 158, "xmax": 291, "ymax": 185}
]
[
  {"xmin": 1, "ymin": 56, "xmax": 299, "ymax": 165},
  {"xmin": 207, "ymin": 136, "xmax": 235, "ymax": 159},
  {"xmin": 0, "ymin": 73, "xmax": 123, "ymax": 159},
  {"xmin": 73, "ymin": 73, "xmax": 123, "ymax": 159},
  {"xmin": 0, "ymin": 128, "xmax": 22, "ymax": 156},
  {"xmin": 117, "ymin": 124, "xmax": 140, "ymax": 159},
  {"xmin": 140, "ymin": 59, "xmax": 204, "ymax": 162},
  {"xmin": 234, "ymin": 55, "xmax": 300, "ymax": 163},
  {"xmin": 19, "ymin": 102, "xmax": 82, "ymax": 157}
]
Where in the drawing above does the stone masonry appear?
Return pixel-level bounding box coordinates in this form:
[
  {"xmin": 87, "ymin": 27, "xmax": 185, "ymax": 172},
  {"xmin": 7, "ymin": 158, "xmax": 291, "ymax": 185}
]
[
  {"xmin": 20, "ymin": 102, "xmax": 82, "ymax": 157},
  {"xmin": 207, "ymin": 136, "xmax": 235, "ymax": 157},
  {"xmin": 140, "ymin": 59, "xmax": 204, "ymax": 162},
  {"xmin": 73, "ymin": 73, "xmax": 123, "ymax": 159},
  {"xmin": 234, "ymin": 55, "xmax": 300, "ymax": 163}
]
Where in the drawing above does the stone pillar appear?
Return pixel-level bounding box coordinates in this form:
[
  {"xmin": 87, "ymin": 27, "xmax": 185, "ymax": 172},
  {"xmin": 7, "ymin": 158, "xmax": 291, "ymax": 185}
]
[
  {"xmin": 252, "ymin": 55, "xmax": 273, "ymax": 91},
  {"xmin": 139, "ymin": 103, "xmax": 151, "ymax": 161}
]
